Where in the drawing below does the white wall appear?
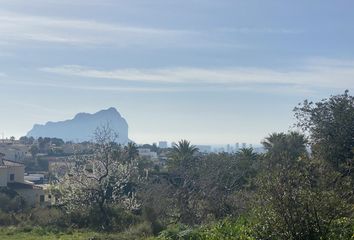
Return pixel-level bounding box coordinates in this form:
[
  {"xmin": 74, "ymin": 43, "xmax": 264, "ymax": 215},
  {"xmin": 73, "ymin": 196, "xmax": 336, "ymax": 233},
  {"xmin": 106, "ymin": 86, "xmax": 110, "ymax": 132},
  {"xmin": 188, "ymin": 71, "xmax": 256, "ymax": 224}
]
[
  {"xmin": 6, "ymin": 166, "xmax": 25, "ymax": 183},
  {"xmin": 15, "ymin": 188, "xmax": 45, "ymax": 206},
  {"xmin": 0, "ymin": 168, "xmax": 7, "ymax": 187}
]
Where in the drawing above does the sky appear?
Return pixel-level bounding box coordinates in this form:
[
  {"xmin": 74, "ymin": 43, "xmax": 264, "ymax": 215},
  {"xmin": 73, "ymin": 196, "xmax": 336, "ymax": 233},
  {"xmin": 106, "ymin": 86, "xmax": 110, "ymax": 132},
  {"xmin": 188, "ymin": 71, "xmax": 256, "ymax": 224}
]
[{"xmin": 0, "ymin": 0, "xmax": 354, "ymax": 145}]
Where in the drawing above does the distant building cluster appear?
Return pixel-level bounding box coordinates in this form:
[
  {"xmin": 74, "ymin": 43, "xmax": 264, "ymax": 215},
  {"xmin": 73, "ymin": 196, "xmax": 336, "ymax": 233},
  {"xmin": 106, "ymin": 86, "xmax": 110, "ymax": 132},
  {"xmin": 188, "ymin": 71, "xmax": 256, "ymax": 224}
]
[
  {"xmin": 138, "ymin": 148, "xmax": 158, "ymax": 160},
  {"xmin": 158, "ymin": 141, "xmax": 168, "ymax": 149},
  {"xmin": 0, "ymin": 134, "xmax": 266, "ymax": 210},
  {"xmin": 154, "ymin": 140, "xmax": 262, "ymax": 154}
]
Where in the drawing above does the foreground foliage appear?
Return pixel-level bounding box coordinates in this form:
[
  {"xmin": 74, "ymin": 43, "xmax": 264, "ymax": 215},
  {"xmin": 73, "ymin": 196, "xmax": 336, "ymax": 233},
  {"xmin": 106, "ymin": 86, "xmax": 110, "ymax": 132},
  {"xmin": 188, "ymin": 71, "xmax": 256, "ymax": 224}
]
[
  {"xmin": 1, "ymin": 91, "xmax": 354, "ymax": 239},
  {"xmin": 0, "ymin": 226, "xmax": 151, "ymax": 240}
]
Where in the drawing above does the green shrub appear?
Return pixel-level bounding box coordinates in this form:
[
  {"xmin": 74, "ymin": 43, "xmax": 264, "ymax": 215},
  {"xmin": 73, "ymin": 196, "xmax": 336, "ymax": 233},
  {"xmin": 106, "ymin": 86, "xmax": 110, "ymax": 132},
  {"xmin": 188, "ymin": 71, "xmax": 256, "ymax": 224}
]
[
  {"xmin": 142, "ymin": 207, "xmax": 164, "ymax": 235},
  {"xmin": 252, "ymin": 162, "xmax": 353, "ymax": 240},
  {"xmin": 157, "ymin": 224, "xmax": 195, "ymax": 240},
  {"xmin": 29, "ymin": 207, "xmax": 68, "ymax": 228},
  {"xmin": 156, "ymin": 218, "xmax": 254, "ymax": 240},
  {"xmin": 67, "ymin": 204, "xmax": 140, "ymax": 232},
  {"xmin": 0, "ymin": 211, "xmax": 18, "ymax": 226},
  {"xmin": 327, "ymin": 217, "xmax": 354, "ymax": 240},
  {"xmin": 108, "ymin": 206, "xmax": 140, "ymax": 232},
  {"xmin": 120, "ymin": 221, "xmax": 154, "ymax": 239},
  {"xmin": 198, "ymin": 218, "xmax": 254, "ymax": 240},
  {"xmin": 0, "ymin": 189, "xmax": 27, "ymax": 214}
]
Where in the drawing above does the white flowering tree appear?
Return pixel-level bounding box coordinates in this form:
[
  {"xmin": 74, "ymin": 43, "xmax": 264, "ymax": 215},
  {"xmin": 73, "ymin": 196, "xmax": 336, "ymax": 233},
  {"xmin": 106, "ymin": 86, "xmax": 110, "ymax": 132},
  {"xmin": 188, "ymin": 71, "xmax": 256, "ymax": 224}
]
[{"xmin": 59, "ymin": 125, "xmax": 140, "ymax": 229}]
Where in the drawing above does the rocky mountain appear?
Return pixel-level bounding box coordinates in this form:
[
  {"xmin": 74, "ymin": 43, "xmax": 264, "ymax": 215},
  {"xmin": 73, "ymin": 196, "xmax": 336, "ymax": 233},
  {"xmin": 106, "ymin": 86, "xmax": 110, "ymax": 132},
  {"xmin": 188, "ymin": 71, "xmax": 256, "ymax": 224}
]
[{"xmin": 26, "ymin": 107, "xmax": 129, "ymax": 143}]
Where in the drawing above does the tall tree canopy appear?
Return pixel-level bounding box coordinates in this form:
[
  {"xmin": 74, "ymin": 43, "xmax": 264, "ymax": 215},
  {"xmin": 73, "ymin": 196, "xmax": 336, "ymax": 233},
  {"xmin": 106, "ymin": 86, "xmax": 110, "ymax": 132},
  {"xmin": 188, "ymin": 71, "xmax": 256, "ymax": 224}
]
[
  {"xmin": 261, "ymin": 132, "xmax": 307, "ymax": 169},
  {"xmin": 294, "ymin": 90, "xmax": 354, "ymax": 174}
]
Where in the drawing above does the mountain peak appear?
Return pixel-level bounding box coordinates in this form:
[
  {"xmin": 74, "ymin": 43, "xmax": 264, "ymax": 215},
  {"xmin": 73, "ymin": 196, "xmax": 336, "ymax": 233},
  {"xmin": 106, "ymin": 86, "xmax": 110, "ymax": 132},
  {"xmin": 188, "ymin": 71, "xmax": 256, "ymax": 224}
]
[
  {"xmin": 97, "ymin": 107, "xmax": 121, "ymax": 116},
  {"xmin": 106, "ymin": 107, "xmax": 117, "ymax": 112},
  {"xmin": 73, "ymin": 107, "xmax": 121, "ymax": 120},
  {"xmin": 27, "ymin": 108, "xmax": 129, "ymax": 143}
]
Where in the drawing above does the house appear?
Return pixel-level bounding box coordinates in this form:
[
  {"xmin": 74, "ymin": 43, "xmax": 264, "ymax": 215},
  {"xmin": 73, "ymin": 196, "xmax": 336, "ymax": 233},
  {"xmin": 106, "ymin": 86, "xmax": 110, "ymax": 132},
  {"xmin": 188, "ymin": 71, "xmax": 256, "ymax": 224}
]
[
  {"xmin": 0, "ymin": 153, "xmax": 47, "ymax": 206},
  {"xmin": 138, "ymin": 148, "xmax": 158, "ymax": 160}
]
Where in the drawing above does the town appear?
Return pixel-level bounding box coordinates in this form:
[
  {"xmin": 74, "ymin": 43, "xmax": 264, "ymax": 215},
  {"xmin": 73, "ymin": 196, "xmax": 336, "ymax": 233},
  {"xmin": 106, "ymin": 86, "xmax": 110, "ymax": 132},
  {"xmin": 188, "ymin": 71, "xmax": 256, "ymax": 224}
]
[{"xmin": 0, "ymin": 134, "xmax": 261, "ymax": 208}]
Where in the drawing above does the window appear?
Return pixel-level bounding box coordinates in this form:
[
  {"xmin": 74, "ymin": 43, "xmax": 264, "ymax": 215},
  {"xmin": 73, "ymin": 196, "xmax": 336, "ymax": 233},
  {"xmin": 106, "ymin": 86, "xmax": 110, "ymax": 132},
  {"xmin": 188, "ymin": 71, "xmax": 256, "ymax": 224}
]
[
  {"xmin": 40, "ymin": 195, "xmax": 45, "ymax": 203},
  {"xmin": 10, "ymin": 174, "xmax": 14, "ymax": 181}
]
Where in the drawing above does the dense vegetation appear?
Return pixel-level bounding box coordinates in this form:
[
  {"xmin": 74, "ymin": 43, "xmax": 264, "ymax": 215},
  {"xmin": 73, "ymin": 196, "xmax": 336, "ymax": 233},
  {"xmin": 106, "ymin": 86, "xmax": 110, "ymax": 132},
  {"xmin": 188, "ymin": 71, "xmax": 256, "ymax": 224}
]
[{"xmin": 0, "ymin": 91, "xmax": 353, "ymax": 239}]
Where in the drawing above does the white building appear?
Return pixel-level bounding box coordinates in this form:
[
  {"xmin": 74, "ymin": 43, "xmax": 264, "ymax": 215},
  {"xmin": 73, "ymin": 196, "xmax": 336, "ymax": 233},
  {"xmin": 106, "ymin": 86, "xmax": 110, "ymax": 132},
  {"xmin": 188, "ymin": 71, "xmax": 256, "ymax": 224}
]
[
  {"xmin": 138, "ymin": 148, "xmax": 158, "ymax": 160},
  {"xmin": 0, "ymin": 153, "xmax": 47, "ymax": 206},
  {"xmin": 158, "ymin": 141, "xmax": 168, "ymax": 149},
  {"xmin": 235, "ymin": 143, "xmax": 240, "ymax": 152},
  {"xmin": 196, "ymin": 145, "xmax": 212, "ymax": 153}
]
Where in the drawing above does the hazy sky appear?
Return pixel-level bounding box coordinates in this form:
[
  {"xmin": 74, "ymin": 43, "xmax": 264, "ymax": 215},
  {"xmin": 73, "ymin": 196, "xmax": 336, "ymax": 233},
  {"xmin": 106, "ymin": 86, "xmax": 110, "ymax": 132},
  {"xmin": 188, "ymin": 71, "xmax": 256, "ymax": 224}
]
[{"xmin": 1, "ymin": 0, "xmax": 354, "ymax": 145}]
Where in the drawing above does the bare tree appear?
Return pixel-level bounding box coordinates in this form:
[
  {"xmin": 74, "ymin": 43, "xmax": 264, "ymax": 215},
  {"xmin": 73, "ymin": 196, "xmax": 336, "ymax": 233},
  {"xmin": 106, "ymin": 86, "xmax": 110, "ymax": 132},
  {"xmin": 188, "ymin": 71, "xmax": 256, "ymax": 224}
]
[{"xmin": 59, "ymin": 125, "xmax": 140, "ymax": 229}]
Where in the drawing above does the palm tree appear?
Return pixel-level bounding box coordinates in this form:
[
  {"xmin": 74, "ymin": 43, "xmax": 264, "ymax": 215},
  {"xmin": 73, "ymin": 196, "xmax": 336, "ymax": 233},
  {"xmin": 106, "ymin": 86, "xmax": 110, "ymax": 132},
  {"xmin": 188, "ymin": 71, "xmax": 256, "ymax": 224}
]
[
  {"xmin": 236, "ymin": 147, "xmax": 258, "ymax": 171},
  {"xmin": 124, "ymin": 142, "xmax": 139, "ymax": 162},
  {"xmin": 169, "ymin": 140, "xmax": 198, "ymax": 169},
  {"xmin": 262, "ymin": 132, "xmax": 307, "ymax": 168},
  {"xmin": 262, "ymin": 132, "xmax": 287, "ymax": 151},
  {"xmin": 237, "ymin": 148, "xmax": 258, "ymax": 161},
  {"xmin": 168, "ymin": 140, "xmax": 199, "ymax": 224},
  {"xmin": 235, "ymin": 148, "xmax": 259, "ymax": 185},
  {"xmin": 172, "ymin": 140, "xmax": 198, "ymax": 156}
]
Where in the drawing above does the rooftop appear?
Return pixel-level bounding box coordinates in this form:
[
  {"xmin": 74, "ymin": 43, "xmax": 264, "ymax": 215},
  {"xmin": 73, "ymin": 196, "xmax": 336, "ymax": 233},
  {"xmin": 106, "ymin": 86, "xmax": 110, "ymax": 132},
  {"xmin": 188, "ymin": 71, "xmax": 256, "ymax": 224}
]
[{"xmin": 0, "ymin": 154, "xmax": 24, "ymax": 167}]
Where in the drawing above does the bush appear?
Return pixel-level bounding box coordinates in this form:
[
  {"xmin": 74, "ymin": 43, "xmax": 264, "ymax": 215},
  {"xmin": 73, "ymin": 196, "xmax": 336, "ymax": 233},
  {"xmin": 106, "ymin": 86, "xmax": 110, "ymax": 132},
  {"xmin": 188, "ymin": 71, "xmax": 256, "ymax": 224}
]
[
  {"xmin": 29, "ymin": 207, "xmax": 68, "ymax": 228},
  {"xmin": 157, "ymin": 224, "xmax": 197, "ymax": 240},
  {"xmin": 0, "ymin": 190, "xmax": 27, "ymax": 213},
  {"xmin": 67, "ymin": 205, "xmax": 140, "ymax": 232},
  {"xmin": 121, "ymin": 221, "xmax": 154, "ymax": 239},
  {"xmin": 252, "ymin": 158, "xmax": 353, "ymax": 240},
  {"xmin": 142, "ymin": 207, "xmax": 164, "ymax": 235},
  {"xmin": 198, "ymin": 218, "xmax": 254, "ymax": 240},
  {"xmin": 0, "ymin": 210, "xmax": 18, "ymax": 226},
  {"xmin": 327, "ymin": 217, "xmax": 354, "ymax": 240},
  {"xmin": 156, "ymin": 218, "xmax": 254, "ymax": 240}
]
